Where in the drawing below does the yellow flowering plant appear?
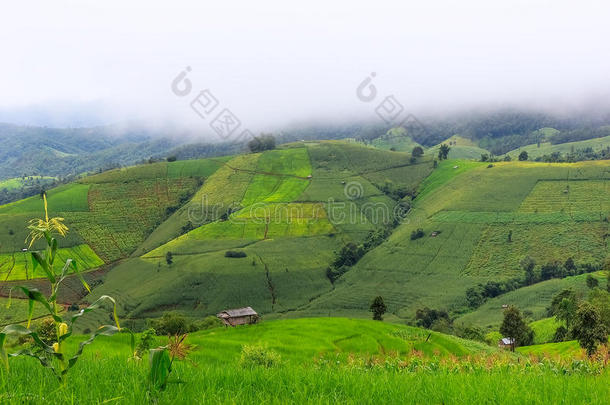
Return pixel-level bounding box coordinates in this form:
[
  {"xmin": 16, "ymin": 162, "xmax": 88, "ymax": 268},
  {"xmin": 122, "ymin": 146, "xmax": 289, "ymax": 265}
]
[{"xmin": 0, "ymin": 194, "xmax": 132, "ymax": 383}]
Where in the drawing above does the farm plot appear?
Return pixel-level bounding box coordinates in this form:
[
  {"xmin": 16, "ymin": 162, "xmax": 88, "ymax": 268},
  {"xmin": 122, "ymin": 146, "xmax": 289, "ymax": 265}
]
[
  {"xmin": 0, "ymin": 244, "xmax": 103, "ymax": 281},
  {"xmin": 71, "ymin": 177, "xmax": 200, "ymax": 261},
  {"xmin": 430, "ymin": 210, "xmax": 605, "ymax": 224},
  {"xmin": 362, "ymin": 160, "xmax": 434, "ymax": 191},
  {"xmin": 464, "ymin": 222, "xmax": 609, "ymax": 278},
  {"xmin": 80, "ymin": 162, "xmax": 169, "ymax": 183},
  {"xmin": 0, "ymin": 297, "xmax": 58, "ymax": 326},
  {"xmin": 519, "ymin": 180, "xmax": 610, "ymax": 214},
  {"xmin": 0, "ymin": 183, "xmax": 90, "ymax": 215},
  {"xmin": 175, "ymin": 203, "xmax": 334, "ymax": 241},
  {"xmin": 306, "ymin": 142, "xmax": 411, "ymax": 178},
  {"xmin": 0, "ymin": 213, "xmax": 85, "ymax": 253},
  {"xmin": 189, "ymin": 153, "xmax": 260, "ymax": 210},
  {"xmin": 302, "ymin": 222, "xmax": 488, "ymax": 319},
  {"xmin": 241, "ymin": 148, "xmax": 312, "ymax": 205},
  {"xmin": 166, "ymin": 157, "xmax": 231, "ymax": 178}
]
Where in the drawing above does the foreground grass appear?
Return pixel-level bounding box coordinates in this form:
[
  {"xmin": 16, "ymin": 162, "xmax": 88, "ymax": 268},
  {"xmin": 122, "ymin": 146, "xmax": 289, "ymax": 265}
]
[
  {"xmin": 3, "ymin": 357, "xmax": 610, "ymax": 404},
  {"xmin": 2, "ymin": 318, "xmax": 610, "ymax": 404}
]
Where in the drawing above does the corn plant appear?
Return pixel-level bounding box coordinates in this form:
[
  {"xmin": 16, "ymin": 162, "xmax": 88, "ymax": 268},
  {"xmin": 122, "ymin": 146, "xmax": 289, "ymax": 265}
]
[{"xmin": 0, "ymin": 194, "xmax": 132, "ymax": 383}]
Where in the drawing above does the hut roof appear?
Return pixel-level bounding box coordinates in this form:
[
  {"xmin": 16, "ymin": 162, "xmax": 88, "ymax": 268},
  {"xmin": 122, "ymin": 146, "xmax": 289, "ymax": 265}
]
[{"xmin": 217, "ymin": 307, "xmax": 258, "ymax": 318}]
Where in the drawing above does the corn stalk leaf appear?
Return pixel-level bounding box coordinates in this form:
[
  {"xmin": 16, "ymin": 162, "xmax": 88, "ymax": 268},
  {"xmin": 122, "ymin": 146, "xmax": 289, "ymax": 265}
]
[
  {"xmin": 149, "ymin": 347, "xmax": 172, "ymax": 390},
  {"xmin": 49, "ymin": 237, "xmax": 58, "ymax": 266},
  {"xmin": 18, "ymin": 286, "xmax": 62, "ymax": 328},
  {"xmin": 0, "ymin": 324, "xmax": 63, "ymax": 376},
  {"xmin": 31, "ymin": 251, "xmax": 55, "ymax": 283}
]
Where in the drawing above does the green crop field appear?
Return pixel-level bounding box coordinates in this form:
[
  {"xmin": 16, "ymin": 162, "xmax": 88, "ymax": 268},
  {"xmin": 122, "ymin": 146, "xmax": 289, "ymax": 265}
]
[
  {"xmin": 0, "ymin": 156, "xmax": 227, "ymax": 279},
  {"xmin": 0, "ymin": 183, "xmax": 90, "ymax": 215},
  {"xmin": 241, "ymin": 148, "xmax": 311, "ymax": 205},
  {"xmin": 530, "ymin": 316, "xmax": 563, "ymax": 344},
  {"xmin": 0, "ymin": 244, "xmax": 103, "ymax": 281},
  {"xmin": 2, "ymin": 318, "xmax": 610, "ymax": 404},
  {"xmin": 299, "ymin": 159, "xmax": 610, "ymax": 325}
]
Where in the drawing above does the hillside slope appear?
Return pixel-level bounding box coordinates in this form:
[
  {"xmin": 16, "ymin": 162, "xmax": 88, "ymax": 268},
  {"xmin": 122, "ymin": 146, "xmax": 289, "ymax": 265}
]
[
  {"xmin": 295, "ymin": 159, "xmax": 610, "ymax": 322},
  {"xmin": 84, "ymin": 142, "xmax": 434, "ymax": 321}
]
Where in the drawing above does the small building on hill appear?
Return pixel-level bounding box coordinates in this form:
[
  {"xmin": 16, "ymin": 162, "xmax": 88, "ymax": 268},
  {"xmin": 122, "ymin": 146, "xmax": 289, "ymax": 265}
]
[
  {"xmin": 217, "ymin": 307, "xmax": 259, "ymax": 326},
  {"xmin": 498, "ymin": 337, "xmax": 514, "ymax": 350}
]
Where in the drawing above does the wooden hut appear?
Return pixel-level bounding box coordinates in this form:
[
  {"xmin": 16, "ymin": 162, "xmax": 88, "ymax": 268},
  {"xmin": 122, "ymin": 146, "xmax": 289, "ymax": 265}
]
[
  {"xmin": 498, "ymin": 337, "xmax": 514, "ymax": 350},
  {"xmin": 216, "ymin": 307, "xmax": 259, "ymax": 326}
]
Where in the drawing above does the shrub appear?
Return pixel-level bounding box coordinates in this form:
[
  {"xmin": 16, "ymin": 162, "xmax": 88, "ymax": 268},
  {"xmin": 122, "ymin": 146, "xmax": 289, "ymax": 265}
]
[
  {"xmin": 416, "ymin": 307, "xmax": 450, "ymax": 329},
  {"xmin": 239, "ymin": 344, "xmax": 281, "ymax": 368},
  {"xmin": 225, "ymin": 250, "xmax": 247, "ymax": 258},
  {"xmin": 586, "ymin": 274, "xmax": 599, "ymax": 289},
  {"xmin": 193, "ymin": 315, "xmax": 223, "ymax": 331},
  {"xmin": 135, "ymin": 328, "xmax": 157, "ymax": 358},
  {"xmin": 412, "ymin": 146, "xmax": 424, "ymax": 157},
  {"xmin": 553, "ymin": 325, "xmax": 568, "ymax": 342},
  {"xmin": 248, "ymin": 134, "xmax": 276, "ymax": 153},
  {"xmin": 410, "ymin": 228, "xmax": 425, "ymax": 240},
  {"xmin": 150, "ymin": 312, "xmax": 193, "ymax": 336}
]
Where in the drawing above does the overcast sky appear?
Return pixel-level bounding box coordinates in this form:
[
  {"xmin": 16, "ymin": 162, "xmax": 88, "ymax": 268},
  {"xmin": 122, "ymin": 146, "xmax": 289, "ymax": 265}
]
[{"xmin": 1, "ymin": 0, "xmax": 609, "ymax": 132}]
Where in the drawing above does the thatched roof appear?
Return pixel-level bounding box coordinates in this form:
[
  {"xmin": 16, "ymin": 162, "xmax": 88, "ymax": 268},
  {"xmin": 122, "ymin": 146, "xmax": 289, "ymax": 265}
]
[{"xmin": 217, "ymin": 306, "xmax": 258, "ymax": 318}]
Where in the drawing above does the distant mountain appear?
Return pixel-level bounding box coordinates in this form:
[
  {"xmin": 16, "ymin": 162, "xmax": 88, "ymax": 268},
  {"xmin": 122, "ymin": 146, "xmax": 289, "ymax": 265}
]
[{"xmin": 0, "ymin": 123, "xmax": 185, "ymax": 180}]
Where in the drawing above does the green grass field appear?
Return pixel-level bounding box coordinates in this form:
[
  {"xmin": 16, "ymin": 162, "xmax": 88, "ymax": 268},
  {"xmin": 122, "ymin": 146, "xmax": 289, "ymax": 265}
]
[{"xmin": 2, "ymin": 318, "xmax": 610, "ymax": 404}]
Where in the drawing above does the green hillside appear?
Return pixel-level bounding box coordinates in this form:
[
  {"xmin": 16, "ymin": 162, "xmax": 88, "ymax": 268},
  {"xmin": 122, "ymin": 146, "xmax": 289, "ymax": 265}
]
[
  {"xmin": 371, "ymin": 127, "xmax": 423, "ymax": 152},
  {"xmin": 455, "ymin": 271, "xmax": 607, "ymax": 329},
  {"xmin": 295, "ymin": 160, "xmax": 610, "ymax": 322},
  {"xmin": 0, "ymin": 157, "xmax": 228, "ymax": 281},
  {"xmin": 1, "ymin": 141, "xmax": 609, "ymax": 334},
  {"xmin": 507, "ymin": 135, "xmax": 610, "ymax": 160},
  {"xmin": 426, "ymin": 135, "xmax": 491, "ymax": 160},
  {"xmin": 85, "ymin": 142, "xmax": 434, "ymax": 321}
]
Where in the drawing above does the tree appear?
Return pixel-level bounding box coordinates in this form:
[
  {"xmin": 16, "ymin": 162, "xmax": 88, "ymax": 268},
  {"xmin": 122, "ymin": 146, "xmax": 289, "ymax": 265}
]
[
  {"xmin": 248, "ymin": 134, "xmax": 276, "ymax": 153},
  {"xmin": 586, "ymin": 274, "xmax": 599, "ymax": 289},
  {"xmin": 564, "ymin": 257, "xmax": 576, "ymax": 273},
  {"xmin": 411, "ymin": 146, "xmax": 424, "ymax": 157},
  {"xmin": 370, "ymin": 296, "xmax": 387, "ymax": 321},
  {"xmin": 518, "ymin": 151, "xmax": 529, "ymax": 161},
  {"xmin": 571, "ymin": 302, "xmax": 607, "ymax": 355},
  {"xmin": 520, "ymin": 256, "xmax": 536, "ymax": 285},
  {"xmin": 589, "ymin": 288, "xmax": 610, "ymax": 331},
  {"xmin": 438, "ymin": 144, "xmax": 451, "ymax": 160},
  {"xmin": 415, "ymin": 307, "xmax": 449, "ymax": 329},
  {"xmin": 499, "ymin": 306, "xmax": 533, "ymax": 351},
  {"xmin": 165, "ymin": 251, "xmax": 173, "ymax": 265}
]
